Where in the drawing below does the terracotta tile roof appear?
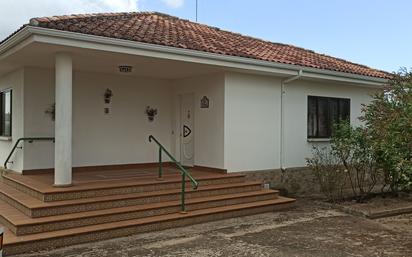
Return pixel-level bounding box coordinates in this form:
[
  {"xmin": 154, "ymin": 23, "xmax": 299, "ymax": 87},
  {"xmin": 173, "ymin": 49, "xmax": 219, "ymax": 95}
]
[{"xmin": 19, "ymin": 12, "xmax": 392, "ymax": 79}]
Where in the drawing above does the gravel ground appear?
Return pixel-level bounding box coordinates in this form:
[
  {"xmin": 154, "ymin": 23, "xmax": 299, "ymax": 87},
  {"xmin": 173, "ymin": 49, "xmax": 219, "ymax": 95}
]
[
  {"xmin": 13, "ymin": 200, "xmax": 412, "ymax": 257},
  {"xmin": 379, "ymin": 213, "xmax": 412, "ymax": 233}
]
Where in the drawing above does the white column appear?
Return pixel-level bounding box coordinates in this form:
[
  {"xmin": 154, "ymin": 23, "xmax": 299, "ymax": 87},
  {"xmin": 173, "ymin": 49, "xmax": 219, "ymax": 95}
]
[{"xmin": 54, "ymin": 53, "xmax": 73, "ymax": 186}]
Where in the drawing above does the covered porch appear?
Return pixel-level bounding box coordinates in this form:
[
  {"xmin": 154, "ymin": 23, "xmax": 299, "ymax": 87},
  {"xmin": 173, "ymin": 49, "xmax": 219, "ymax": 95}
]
[{"xmin": 1, "ymin": 40, "xmax": 229, "ymax": 186}]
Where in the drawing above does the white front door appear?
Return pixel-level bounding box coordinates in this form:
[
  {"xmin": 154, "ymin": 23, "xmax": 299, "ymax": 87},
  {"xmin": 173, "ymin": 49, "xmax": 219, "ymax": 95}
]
[{"xmin": 180, "ymin": 93, "xmax": 194, "ymax": 167}]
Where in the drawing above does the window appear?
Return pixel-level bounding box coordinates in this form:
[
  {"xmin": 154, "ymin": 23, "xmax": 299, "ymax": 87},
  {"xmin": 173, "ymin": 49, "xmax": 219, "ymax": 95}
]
[
  {"xmin": 0, "ymin": 89, "xmax": 12, "ymax": 137},
  {"xmin": 307, "ymin": 96, "xmax": 350, "ymax": 139}
]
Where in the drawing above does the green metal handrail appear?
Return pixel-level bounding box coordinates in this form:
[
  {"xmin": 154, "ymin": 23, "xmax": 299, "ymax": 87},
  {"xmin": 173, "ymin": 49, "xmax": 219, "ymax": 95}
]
[
  {"xmin": 4, "ymin": 137, "xmax": 55, "ymax": 169},
  {"xmin": 148, "ymin": 135, "xmax": 198, "ymax": 213}
]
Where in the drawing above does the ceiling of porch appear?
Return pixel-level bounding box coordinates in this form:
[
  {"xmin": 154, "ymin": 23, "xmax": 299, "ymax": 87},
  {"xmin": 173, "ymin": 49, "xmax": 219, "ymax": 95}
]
[{"xmin": 0, "ymin": 42, "xmax": 226, "ymax": 79}]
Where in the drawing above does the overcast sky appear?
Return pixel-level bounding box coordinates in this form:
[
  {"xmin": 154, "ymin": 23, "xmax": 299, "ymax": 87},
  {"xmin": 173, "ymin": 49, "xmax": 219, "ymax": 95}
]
[{"xmin": 0, "ymin": 0, "xmax": 410, "ymax": 72}]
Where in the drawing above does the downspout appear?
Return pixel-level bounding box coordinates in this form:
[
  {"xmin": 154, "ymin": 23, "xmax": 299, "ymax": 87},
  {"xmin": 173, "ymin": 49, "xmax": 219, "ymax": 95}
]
[{"xmin": 280, "ymin": 70, "xmax": 303, "ymax": 171}]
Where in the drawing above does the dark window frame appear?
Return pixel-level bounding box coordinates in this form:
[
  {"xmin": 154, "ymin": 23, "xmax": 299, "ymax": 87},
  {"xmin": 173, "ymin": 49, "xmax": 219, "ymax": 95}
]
[
  {"xmin": 307, "ymin": 95, "xmax": 350, "ymax": 139},
  {"xmin": 0, "ymin": 89, "xmax": 12, "ymax": 137}
]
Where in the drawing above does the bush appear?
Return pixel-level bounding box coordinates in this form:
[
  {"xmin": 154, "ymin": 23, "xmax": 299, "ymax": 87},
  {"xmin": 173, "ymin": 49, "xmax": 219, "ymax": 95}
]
[
  {"xmin": 360, "ymin": 69, "xmax": 412, "ymax": 193},
  {"xmin": 331, "ymin": 122, "xmax": 381, "ymax": 201},
  {"xmin": 306, "ymin": 146, "xmax": 346, "ymax": 202}
]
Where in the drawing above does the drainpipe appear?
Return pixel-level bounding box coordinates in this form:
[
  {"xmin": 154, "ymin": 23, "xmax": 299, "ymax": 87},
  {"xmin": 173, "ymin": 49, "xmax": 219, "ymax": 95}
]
[{"xmin": 280, "ymin": 70, "xmax": 303, "ymax": 171}]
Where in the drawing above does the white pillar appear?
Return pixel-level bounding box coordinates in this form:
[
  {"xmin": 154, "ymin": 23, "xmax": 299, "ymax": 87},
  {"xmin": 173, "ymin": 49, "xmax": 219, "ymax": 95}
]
[{"xmin": 54, "ymin": 53, "xmax": 73, "ymax": 186}]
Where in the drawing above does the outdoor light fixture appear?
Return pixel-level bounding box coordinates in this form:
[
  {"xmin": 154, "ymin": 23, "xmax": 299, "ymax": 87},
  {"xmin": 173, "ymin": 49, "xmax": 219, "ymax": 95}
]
[{"xmin": 118, "ymin": 65, "xmax": 133, "ymax": 73}]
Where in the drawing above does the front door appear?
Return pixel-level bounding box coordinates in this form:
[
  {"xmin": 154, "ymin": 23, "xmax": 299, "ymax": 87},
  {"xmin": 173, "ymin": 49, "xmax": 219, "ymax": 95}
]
[{"xmin": 180, "ymin": 93, "xmax": 194, "ymax": 167}]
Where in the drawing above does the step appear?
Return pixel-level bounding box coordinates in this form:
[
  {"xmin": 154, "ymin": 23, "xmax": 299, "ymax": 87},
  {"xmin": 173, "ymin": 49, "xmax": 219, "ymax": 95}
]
[
  {"xmin": 2, "ymin": 197, "xmax": 296, "ymax": 256},
  {"xmin": 0, "ymin": 181, "xmax": 264, "ymax": 217},
  {"xmin": 2, "ymin": 172, "xmax": 246, "ymax": 201},
  {"xmin": 0, "ymin": 189, "xmax": 279, "ymax": 235}
]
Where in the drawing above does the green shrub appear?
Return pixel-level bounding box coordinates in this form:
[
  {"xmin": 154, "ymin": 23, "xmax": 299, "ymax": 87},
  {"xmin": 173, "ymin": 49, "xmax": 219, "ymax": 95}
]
[
  {"xmin": 360, "ymin": 69, "xmax": 412, "ymax": 193},
  {"xmin": 306, "ymin": 146, "xmax": 346, "ymax": 202},
  {"xmin": 331, "ymin": 122, "xmax": 381, "ymax": 201}
]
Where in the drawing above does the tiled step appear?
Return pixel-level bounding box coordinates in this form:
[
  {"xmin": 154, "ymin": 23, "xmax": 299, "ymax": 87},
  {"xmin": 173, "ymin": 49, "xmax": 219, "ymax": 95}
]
[
  {"xmin": 2, "ymin": 197, "xmax": 296, "ymax": 256},
  {"xmin": 0, "ymin": 181, "xmax": 264, "ymax": 217},
  {"xmin": 2, "ymin": 172, "xmax": 246, "ymax": 201},
  {"xmin": 0, "ymin": 189, "xmax": 279, "ymax": 235}
]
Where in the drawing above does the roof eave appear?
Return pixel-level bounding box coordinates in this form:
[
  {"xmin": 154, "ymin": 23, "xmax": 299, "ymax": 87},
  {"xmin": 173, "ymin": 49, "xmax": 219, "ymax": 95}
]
[
  {"xmin": 0, "ymin": 26, "xmax": 33, "ymax": 59},
  {"xmin": 0, "ymin": 26, "xmax": 388, "ymax": 87}
]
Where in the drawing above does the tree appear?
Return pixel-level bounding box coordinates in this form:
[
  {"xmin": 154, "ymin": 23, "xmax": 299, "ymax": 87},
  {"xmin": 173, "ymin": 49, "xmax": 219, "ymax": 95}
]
[{"xmin": 360, "ymin": 69, "xmax": 412, "ymax": 193}]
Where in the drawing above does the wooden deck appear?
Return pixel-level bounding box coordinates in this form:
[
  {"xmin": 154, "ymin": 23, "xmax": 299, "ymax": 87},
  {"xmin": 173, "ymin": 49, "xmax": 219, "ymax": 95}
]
[{"xmin": 4, "ymin": 167, "xmax": 232, "ymax": 194}]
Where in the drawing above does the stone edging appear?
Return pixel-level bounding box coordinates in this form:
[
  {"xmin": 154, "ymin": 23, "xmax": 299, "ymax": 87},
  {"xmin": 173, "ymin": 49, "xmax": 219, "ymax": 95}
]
[{"xmin": 313, "ymin": 200, "xmax": 412, "ymax": 219}]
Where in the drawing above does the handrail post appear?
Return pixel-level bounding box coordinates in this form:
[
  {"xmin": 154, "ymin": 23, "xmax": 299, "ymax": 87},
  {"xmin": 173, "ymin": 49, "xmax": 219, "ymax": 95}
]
[
  {"xmin": 180, "ymin": 172, "xmax": 187, "ymax": 214},
  {"xmin": 158, "ymin": 147, "xmax": 163, "ymax": 180}
]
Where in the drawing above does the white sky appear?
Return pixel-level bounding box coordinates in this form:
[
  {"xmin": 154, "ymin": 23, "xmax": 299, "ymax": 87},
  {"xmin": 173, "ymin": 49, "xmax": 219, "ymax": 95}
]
[
  {"xmin": 161, "ymin": 0, "xmax": 184, "ymax": 8},
  {"xmin": 0, "ymin": 0, "xmax": 140, "ymax": 40},
  {"xmin": 4, "ymin": 91, "xmax": 11, "ymax": 114}
]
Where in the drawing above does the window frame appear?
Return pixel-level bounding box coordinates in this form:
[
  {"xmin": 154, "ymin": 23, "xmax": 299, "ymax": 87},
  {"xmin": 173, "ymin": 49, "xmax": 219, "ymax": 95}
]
[
  {"xmin": 0, "ymin": 89, "xmax": 12, "ymax": 138},
  {"xmin": 307, "ymin": 95, "xmax": 350, "ymax": 139}
]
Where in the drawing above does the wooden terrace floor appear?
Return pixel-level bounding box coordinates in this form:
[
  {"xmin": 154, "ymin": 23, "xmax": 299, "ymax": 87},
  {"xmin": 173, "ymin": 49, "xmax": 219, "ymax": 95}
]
[{"xmin": 3, "ymin": 167, "xmax": 231, "ymax": 194}]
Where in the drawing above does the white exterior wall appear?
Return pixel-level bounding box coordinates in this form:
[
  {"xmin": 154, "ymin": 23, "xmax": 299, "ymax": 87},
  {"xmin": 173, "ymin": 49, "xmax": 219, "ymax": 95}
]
[
  {"xmin": 0, "ymin": 69, "xmax": 24, "ymax": 172},
  {"xmin": 224, "ymin": 72, "xmax": 282, "ymax": 172},
  {"xmin": 283, "ymin": 80, "xmax": 378, "ymax": 168},
  {"xmin": 8, "ymin": 67, "xmax": 379, "ymax": 173},
  {"xmin": 23, "ymin": 68, "xmax": 55, "ymax": 170},
  {"xmin": 23, "ymin": 67, "xmax": 173, "ymax": 170},
  {"xmin": 172, "ymin": 74, "xmax": 225, "ymax": 169},
  {"xmin": 223, "ymin": 73, "xmax": 377, "ymax": 172}
]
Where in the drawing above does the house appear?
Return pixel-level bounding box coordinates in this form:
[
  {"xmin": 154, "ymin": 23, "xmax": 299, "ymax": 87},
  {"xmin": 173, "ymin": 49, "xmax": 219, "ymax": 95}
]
[{"xmin": 0, "ymin": 12, "xmax": 388, "ymax": 254}]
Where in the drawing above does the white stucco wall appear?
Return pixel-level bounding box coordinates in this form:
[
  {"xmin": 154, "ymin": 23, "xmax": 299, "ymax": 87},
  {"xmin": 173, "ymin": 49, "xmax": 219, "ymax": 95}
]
[
  {"xmin": 224, "ymin": 72, "xmax": 282, "ymax": 172},
  {"xmin": 0, "ymin": 69, "xmax": 24, "ymax": 172},
  {"xmin": 172, "ymin": 74, "xmax": 225, "ymax": 169},
  {"xmin": 23, "ymin": 68, "xmax": 55, "ymax": 170},
  {"xmin": 14, "ymin": 66, "xmax": 380, "ymax": 173},
  {"xmin": 223, "ymin": 73, "xmax": 378, "ymax": 172},
  {"xmin": 23, "ymin": 67, "xmax": 173, "ymax": 170},
  {"xmin": 283, "ymin": 80, "xmax": 378, "ymax": 168}
]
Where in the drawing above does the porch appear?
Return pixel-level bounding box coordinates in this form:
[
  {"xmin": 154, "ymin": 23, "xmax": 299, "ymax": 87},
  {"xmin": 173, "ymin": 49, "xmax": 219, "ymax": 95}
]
[
  {"xmin": 0, "ymin": 36, "xmax": 296, "ymax": 255},
  {"xmin": 0, "ymin": 39, "xmax": 230, "ymax": 184},
  {"xmin": 0, "ymin": 165, "xmax": 295, "ymax": 255}
]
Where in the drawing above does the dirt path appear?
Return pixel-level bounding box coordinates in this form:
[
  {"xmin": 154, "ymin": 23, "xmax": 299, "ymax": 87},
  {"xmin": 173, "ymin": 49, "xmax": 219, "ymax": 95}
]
[{"xmin": 14, "ymin": 200, "xmax": 412, "ymax": 257}]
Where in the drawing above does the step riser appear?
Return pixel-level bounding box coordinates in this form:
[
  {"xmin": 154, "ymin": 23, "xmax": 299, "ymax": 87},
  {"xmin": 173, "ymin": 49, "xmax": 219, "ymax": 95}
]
[
  {"xmin": 20, "ymin": 184, "xmax": 263, "ymax": 218},
  {"xmin": 2, "ymin": 177, "xmax": 44, "ymax": 201},
  {"xmin": 0, "ymin": 191, "xmax": 31, "ymax": 217},
  {"xmin": 2, "ymin": 175, "xmax": 246, "ymax": 202},
  {"xmin": 0, "ymin": 213, "xmax": 16, "ymax": 235},
  {"xmin": 15, "ymin": 193, "xmax": 278, "ymax": 235},
  {"xmin": 4, "ymin": 202, "xmax": 295, "ymax": 256}
]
